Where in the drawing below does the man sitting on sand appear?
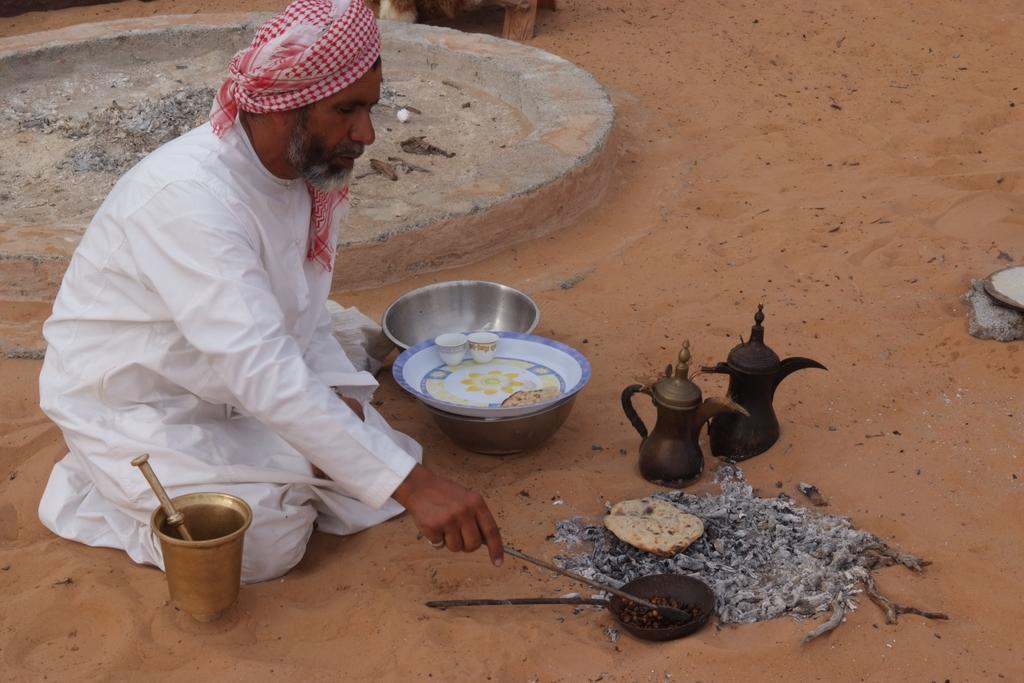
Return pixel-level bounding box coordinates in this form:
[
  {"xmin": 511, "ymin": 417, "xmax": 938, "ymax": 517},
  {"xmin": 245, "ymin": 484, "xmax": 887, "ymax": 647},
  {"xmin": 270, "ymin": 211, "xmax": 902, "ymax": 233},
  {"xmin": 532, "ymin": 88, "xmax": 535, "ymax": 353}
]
[{"xmin": 37, "ymin": 0, "xmax": 503, "ymax": 582}]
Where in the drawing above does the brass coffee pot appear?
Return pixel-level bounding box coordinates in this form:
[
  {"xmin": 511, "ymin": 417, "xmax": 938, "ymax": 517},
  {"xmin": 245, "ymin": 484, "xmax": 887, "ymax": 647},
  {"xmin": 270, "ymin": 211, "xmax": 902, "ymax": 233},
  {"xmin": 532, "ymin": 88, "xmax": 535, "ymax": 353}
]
[
  {"xmin": 702, "ymin": 305, "xmax": 827, "ymax": 461},
  {"xmin": 621, "ymin": 341, "xmax": 747, "ymax": 487}
]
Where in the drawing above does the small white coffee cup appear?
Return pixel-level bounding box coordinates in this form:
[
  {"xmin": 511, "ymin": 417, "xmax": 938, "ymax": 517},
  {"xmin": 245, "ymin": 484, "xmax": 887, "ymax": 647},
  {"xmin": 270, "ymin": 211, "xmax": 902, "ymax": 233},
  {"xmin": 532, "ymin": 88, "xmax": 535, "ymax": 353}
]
[
  {"xmin": 434, "ymin": 333, "xmax": 468, "ymax": 366},
  {"xmin": 467, "ymin": 332, "xmax": 499, "ymax": 363}
]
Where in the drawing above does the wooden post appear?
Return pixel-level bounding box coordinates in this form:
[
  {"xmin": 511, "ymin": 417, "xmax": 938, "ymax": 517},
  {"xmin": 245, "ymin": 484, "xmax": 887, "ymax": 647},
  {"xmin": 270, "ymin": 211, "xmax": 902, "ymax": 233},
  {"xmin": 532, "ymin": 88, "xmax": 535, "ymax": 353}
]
[{"xmin": 502, "ymin": 0, "xmax": 538, "ymax": 41}]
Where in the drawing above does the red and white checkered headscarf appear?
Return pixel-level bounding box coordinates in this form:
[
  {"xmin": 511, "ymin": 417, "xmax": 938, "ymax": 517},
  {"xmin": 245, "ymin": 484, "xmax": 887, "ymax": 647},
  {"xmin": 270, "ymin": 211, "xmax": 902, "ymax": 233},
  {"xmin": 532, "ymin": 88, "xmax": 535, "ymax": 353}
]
[{"xmin": 210, "ymin": 0, "xmax": 380, "ymax": 271}]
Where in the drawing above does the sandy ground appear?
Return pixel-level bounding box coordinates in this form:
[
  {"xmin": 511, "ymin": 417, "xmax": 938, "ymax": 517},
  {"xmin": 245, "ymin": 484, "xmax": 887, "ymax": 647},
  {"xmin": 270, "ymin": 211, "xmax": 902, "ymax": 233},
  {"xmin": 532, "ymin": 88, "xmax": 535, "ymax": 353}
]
[{"xmin": 2, "ymin": 0, "xmax": 1023, "ymax": 681}]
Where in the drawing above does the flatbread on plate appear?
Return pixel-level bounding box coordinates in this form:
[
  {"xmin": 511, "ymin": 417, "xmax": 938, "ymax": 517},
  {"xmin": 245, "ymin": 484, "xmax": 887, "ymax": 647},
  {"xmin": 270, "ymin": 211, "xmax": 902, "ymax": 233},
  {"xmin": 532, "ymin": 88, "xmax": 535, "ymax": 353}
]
[
  {"xmin": 604, "ymin": 497, "xmax": 704, "ymax": 557},
  {"xmin": 500, "ymin": 386, "xmax": 561, "ymax": 407}
]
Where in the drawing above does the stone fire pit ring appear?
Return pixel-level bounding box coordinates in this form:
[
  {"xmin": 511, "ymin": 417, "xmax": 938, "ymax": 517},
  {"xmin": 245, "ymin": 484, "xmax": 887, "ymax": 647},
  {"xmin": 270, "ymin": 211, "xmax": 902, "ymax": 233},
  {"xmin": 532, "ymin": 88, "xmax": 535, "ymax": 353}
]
[{"xmin": 0, "ymin": 14, "xmax": 615, "ymax": 302}]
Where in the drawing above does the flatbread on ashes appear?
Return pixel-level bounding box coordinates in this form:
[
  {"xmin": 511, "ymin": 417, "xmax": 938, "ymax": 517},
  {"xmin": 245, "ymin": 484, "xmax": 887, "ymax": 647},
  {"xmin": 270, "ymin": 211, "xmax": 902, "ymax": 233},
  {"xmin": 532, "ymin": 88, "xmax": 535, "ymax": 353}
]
[
  {"xmin": 500, "ymin": 385, "xmax": 561, "ymax": 407},
  {"xmin": 603, "ymin": 497, "xmax": 704, "ymax": 557}
]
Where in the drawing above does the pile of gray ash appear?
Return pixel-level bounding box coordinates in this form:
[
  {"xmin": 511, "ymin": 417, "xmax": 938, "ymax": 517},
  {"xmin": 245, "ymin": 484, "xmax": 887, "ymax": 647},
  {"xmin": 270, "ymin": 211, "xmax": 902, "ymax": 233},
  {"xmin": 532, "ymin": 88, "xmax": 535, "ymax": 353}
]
[
  {"xmin": 16, "ymin": 86, "xmax": 216, "ymax": 176},
  {"xmin": 554, "ymin": 465, "xmax": 941, "ymax": 639}
]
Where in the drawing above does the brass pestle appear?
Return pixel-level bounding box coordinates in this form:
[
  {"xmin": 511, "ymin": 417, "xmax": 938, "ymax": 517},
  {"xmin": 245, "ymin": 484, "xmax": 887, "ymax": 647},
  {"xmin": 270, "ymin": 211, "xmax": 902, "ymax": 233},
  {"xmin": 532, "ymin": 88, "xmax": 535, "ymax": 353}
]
[{"xmin": 131, "ymin": 453, "xmax": 194, "ymax": 542}]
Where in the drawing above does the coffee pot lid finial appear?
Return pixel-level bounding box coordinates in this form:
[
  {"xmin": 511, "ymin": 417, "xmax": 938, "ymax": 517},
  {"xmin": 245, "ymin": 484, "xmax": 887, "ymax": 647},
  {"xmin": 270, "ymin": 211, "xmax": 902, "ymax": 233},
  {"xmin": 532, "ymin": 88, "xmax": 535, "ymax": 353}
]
[
  {"xmin": 677, "ymin": 339, "xmax": 692, "ymax": 377},
  {"xmin": 750, "ymin": 304, "xmax": 766, "ymax": 343},
  {"xmin": 652, "ymin": 339, "xmax": 702, "ymax": 409},
  {"xmin": 726, "ymin": 304, "xmax": 781, "ymax": 373}
]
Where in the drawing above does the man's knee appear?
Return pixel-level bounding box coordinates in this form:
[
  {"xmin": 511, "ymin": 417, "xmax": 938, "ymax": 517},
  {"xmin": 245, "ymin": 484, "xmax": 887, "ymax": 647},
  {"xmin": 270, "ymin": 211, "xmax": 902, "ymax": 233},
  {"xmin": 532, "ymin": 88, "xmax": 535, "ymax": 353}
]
[{"xmin": 239, "ymin": 504, "xmax": 317, "ymax": 583}]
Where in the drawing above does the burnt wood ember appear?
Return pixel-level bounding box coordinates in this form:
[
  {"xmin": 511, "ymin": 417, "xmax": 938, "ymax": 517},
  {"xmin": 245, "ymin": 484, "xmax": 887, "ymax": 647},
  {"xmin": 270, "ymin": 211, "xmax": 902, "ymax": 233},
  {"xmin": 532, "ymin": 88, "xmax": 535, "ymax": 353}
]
[
  {"xmin": 553, "ymin": 465, "xmax": 934, "ymax": 631},
  {"xmin": 369, "ymin": 159, "xmax": 399, "ymax": 181},
  {"xmin": 864, "ymin": 573, "xmax": 949, "ymax": 624},
  {"xmin": 798, "ymin": 482, "xmax": 829, "ymax": 506},
  {"xmin": 399, "ymin": 135, "xmax": 456, "ymax": 158}
]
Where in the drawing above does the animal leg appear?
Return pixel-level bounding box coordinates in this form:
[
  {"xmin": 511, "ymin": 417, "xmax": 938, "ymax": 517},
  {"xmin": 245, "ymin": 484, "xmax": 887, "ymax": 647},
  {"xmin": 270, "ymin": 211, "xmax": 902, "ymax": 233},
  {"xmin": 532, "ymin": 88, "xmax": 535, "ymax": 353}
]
[{"xmin": 379, "ymin": 0, "xmax": 418, "ymax": 22}]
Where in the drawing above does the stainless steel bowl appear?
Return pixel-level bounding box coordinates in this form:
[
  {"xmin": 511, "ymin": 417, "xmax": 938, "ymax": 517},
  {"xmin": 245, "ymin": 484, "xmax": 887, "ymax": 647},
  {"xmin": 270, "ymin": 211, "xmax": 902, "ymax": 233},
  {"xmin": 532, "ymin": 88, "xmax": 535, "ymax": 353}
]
[
  {"xmin": 421, "ymin": 394, "xmax": 577, "ymax": 455},
  {"xmin": 382, "ymin": 280, "xmax": 541, "ymax": 350}
]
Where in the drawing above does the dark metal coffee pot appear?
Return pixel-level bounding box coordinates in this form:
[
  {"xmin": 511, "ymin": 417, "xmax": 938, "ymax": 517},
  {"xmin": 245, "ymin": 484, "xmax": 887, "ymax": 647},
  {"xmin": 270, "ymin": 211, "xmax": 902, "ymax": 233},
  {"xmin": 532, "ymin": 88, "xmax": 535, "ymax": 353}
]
[
  {"xmin": 622, "ymin": 341, "xmax": 747, "ymax": 487},
  {"xmin": 702, "ymin": 305, "xmax": 827, "ymax": 461}
]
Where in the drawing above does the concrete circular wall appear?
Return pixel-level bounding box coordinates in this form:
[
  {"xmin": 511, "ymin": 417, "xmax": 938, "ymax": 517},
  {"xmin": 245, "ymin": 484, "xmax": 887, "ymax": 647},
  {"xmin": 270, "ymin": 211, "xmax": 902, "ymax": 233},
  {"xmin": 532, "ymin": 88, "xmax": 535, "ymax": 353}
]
[{"xmin": 0, "ymin": 14, "xmax": 615, "ymax": 302}]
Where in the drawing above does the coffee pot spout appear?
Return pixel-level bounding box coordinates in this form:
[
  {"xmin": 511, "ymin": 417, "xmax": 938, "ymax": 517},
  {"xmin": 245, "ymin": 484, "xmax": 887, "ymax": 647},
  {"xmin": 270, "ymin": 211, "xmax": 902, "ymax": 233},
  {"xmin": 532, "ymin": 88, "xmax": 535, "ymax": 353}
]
[
  {"xmin": 696, "ymin": 395, "xmax": 748, "ymax": 429},
  {"xmin": 774, "ymin": 356, "xmax": 828, "ymax": 393}
]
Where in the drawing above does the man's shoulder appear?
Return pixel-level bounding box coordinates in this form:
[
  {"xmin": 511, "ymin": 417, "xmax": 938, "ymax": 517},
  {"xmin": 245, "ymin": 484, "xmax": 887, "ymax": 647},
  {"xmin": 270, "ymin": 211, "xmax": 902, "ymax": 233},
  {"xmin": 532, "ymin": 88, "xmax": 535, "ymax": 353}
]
[
  {"xmin": 132, "ymin": 123, "xmax": 223, "ymax": 183},
  {"xmin": 108, "ymin": 124, "xmax": 245, "ymax": 211}
]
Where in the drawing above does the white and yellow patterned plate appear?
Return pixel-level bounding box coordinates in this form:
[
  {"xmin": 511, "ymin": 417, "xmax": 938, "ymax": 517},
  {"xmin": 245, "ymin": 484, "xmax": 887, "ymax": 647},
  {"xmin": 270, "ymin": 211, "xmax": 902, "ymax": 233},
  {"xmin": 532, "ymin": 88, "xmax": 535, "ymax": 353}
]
[{"xmin": 393, "ymin": 331, "xmax": 591, "ymax": 418}]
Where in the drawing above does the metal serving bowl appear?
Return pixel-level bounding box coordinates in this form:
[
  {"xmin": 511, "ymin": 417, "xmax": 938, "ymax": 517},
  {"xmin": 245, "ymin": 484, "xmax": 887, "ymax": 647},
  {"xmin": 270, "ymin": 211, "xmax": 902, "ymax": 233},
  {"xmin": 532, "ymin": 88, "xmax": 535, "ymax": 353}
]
[
  {"xmin": 421, "ymin": 394, "xmax": 577, "ymax": 455},
  {"xmin": 382, "ymin": 280, "xmax": 541, "ymax": 350}
]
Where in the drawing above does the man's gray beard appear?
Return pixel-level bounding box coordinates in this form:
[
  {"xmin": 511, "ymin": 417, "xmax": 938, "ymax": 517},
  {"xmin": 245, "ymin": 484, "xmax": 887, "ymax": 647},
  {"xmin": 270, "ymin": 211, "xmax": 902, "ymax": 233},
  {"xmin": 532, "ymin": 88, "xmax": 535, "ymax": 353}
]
[{"xmin": 286, "ymin": 123, "xmax": 352, "ymax": 193}]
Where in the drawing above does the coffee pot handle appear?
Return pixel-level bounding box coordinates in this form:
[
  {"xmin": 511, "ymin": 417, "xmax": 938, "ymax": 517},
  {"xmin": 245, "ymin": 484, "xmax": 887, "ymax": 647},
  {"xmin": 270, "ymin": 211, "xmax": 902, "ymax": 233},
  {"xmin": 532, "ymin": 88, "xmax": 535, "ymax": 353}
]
[
  {"xmin": 700, "ymin": 362, "xmax": 731, "ymax": 375},
  {"xmin": 621, "ymin": 384, "xmax": 650, "ymax": 440}
]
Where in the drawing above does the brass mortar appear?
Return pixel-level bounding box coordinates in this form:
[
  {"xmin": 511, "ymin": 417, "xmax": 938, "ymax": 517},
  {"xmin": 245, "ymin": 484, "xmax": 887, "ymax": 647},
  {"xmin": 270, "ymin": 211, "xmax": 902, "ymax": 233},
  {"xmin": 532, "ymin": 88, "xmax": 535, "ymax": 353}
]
[{"xmin": 151, "ymin": 492, "xmax": 253, "ymax": 622}]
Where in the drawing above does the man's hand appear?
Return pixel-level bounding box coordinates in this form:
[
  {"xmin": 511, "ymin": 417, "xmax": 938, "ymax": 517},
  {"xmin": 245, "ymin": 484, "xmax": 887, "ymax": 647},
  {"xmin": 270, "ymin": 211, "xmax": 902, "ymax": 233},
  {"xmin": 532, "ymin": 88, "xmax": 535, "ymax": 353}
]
[{"xmin": 391, "ymin": 464, "xmax": 503, "ymax": 566}]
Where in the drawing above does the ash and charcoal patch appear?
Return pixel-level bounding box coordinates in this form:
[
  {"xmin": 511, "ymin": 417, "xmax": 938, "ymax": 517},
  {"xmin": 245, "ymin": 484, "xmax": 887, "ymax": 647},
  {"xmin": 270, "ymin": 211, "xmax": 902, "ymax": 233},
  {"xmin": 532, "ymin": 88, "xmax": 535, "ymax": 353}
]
[
  {"xmin": 965, "ymin": 278, "xmax": 1024, "ymax": 341},
  {"xmin": 41, "ymin": 87, "xmax": 217, "ymax": 176},
  {"xmin": 554, "ymin": 465, "xmax": 924, "ymax": 626},
  {"xmin": 379, "ymin": 83, "xmax": 407, "ymax": 106}
]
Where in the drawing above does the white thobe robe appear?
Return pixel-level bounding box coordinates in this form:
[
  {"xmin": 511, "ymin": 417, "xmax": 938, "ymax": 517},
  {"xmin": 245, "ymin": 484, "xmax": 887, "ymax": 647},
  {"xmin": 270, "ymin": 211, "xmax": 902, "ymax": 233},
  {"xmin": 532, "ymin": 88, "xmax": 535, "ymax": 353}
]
[{"xmin": 37, "ymin": 121, "xmax": 421, "ymax": 582}]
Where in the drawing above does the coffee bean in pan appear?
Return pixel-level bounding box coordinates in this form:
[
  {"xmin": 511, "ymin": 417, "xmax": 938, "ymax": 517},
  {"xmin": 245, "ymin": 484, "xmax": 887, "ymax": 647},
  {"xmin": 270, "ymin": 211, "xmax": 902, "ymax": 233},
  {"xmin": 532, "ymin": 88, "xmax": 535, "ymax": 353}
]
[{"xmin": 618, "ymin": 596, "xmax": 703, "ymax": 630}]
